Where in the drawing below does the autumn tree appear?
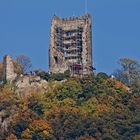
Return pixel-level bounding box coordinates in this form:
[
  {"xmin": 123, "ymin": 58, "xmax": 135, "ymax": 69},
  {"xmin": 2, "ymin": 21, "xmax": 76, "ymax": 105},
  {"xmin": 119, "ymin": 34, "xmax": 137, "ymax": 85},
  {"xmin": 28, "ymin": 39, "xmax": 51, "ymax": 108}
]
[
  {"xmin": 45, "ymin": 106, "xmax": 96, "ymax": 140},
  {"xmin": 0, "ymin": 62, "xmax": 3, "ymax": 81},
  {"xmin": 16, "ymin": 55, "xmax": 32, "ymax": 73},
  {"xmin": 6, "ymin": 134, "xmax": 17, "ymax": 140},
  {"xmin": 21, "ymin": 119, "xmax": 54, "ymax": 139},
  {"xmin": 114, "ymin": 58, "xmax": 140, "ymax": 86},
  {"xmin": 13, "ymin": 61, "xmax": 23, "ymax": 75}
]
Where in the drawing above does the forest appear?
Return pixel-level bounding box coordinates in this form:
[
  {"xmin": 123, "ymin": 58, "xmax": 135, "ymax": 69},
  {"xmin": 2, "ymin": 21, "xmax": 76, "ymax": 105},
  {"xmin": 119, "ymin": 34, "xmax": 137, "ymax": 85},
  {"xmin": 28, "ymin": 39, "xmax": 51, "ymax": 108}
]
[{"xmin": 0, "ymin": 57, "xmax": 140, "ymax": 140}]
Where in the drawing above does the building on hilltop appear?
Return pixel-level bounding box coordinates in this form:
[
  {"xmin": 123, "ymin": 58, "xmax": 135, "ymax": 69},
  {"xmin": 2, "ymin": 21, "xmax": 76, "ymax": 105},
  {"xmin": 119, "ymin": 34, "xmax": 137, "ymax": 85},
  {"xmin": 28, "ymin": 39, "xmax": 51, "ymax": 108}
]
[{"xmin": 49, "ymin": 14, "xmax": 93, "ymax": 76}]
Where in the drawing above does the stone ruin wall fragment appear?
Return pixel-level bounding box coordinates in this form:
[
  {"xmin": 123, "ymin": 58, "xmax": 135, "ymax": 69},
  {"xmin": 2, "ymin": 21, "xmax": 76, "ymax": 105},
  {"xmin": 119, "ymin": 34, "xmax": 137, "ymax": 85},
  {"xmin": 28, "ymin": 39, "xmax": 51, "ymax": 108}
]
[{"xmin": 3, "ymin": 55, "xmax": 17, "ymax": 82}]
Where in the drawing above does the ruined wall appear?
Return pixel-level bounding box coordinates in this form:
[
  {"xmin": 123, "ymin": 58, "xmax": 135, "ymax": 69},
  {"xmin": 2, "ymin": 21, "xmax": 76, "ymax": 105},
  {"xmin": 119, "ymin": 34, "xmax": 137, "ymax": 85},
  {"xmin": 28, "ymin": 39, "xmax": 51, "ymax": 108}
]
[
  {"xmin": 49, "ymin": 14, "xmax": 93, "ymax": 76},
  {"xmin": 3, "ymin": 55, "xmax": 17, "ymax": 81}
]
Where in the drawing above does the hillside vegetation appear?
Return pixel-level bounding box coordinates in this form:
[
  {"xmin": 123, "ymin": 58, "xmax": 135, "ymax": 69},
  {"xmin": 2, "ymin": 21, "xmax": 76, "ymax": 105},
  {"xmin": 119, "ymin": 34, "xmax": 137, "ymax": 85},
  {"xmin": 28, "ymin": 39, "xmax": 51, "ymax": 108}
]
[{"xmin": 0, "ymin": 58, "xmax": 140, "ymax": 140}]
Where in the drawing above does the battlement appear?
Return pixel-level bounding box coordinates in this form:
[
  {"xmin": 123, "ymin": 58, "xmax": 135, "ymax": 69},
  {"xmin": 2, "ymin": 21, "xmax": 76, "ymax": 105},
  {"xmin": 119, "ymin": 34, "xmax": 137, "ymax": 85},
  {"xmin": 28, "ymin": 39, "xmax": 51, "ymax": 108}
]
[{"xmin": 53, "ymin": 13, "xmax": 91, "ymax": 21}]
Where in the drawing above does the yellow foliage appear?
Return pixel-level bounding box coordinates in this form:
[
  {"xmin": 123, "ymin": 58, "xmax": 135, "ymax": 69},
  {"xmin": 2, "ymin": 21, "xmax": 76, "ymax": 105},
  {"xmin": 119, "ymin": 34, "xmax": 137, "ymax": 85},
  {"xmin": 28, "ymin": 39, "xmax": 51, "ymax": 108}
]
[
  {"xmin": 133, "ymin": 135, "xmax": 140, "ymax": 140},
  {"xmin": 110, "ymin": 79, "xmax": 129, "ymax": 91},
  {"xmin": 45, "ymin": 106, "xmax": 87, "ymax": 121},
  {"xmin": 21, "ymin": 128, "xmax": 32, "ymax": 139}
]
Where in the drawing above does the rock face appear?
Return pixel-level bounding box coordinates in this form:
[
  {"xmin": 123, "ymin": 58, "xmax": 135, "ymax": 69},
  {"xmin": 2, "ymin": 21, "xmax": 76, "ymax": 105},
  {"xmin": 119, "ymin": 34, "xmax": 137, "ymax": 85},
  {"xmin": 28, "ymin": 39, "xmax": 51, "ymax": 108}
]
[
  {"xmin": 49, "ymin": 14, "xmax": 93, "ymax": 76},
  {"xmin": 15, "ymin": 75, "xmax": 48, "ymax": 96},
  {"xmin": 3, "ymin": 55, "xmax": 17, "ymax": 82}
]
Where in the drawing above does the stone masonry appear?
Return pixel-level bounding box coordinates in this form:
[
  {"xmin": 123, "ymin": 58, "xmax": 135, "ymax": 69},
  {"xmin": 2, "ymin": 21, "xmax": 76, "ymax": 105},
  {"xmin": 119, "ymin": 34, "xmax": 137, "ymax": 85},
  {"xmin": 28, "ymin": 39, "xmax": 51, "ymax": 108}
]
[
  {"xmin": 3, "ymin": 55, "xmax": 17, "ymax": 82},
  {"xmin": 49, "ymin": 14, "xmax": 93, "ymax": 76}
]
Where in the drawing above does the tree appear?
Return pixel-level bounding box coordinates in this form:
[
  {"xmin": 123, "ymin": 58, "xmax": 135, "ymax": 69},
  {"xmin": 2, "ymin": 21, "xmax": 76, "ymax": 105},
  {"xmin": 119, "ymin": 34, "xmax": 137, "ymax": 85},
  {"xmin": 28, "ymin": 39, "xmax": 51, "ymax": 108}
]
[
  {"xmin": 34, "ymin": 69, "xmax": 50, "ymax": 81},
  {"xmin": 13, "ymin": 61, "xmax": 23, "ymax": 75},
  {"xmin": 45, "ymin": 106, "xmax": 96, "ymax": 140},
  {"xmin": 6, "ymin": 134, "xmax": 17, "ymax": 140},
  {"xmin": 50, "ymin": 70, "xmax": 70, "ymax": 81},
  {"xmin": 21, "ymin": 119, "xmax": 54, "ymax": 139},
  {"xmin": 16, "ymin": 55, "xmax": 32, "ymax": 73},
  {"xmin": 34, "ymin": 69, "xmax": 70, "ymax": 81},
  {"xmin": 114, "ymin": 58, "xmax": 140, "ymax": 86},
  {"xmin": 55, "ymin": 80, "xmax": 82, "ymax": 100},
  {"xmin": 96, "ymin": 72, "xmax": 109, "ymax": 80},
  {"xmin": 0, "ymin": 62, "xmax": 3, "ymax": 81},
  {"xmin": 81, "ymin": 97, "xmax": 98, "ymax": 113}
]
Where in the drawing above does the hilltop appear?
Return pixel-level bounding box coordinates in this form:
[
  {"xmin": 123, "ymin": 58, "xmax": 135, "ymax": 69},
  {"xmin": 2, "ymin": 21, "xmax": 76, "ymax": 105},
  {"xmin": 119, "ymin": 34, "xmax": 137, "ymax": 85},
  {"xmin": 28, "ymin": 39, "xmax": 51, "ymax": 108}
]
[
  {"xmin": 0, "ymin": 72, "xmax": 140, "ymax": 139},
  {"xmin": 0, "ymin": 55, "xmax": 140, "ymax": 139}
]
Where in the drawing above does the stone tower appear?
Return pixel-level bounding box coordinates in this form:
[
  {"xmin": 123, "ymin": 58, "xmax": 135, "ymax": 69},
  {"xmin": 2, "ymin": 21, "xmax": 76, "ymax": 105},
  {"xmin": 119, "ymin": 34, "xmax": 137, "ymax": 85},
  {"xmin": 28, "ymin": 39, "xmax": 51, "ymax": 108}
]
[
  {"xmin": 49, "ymin": 14, "xmax": 93, "ymax": 76},
  {"xmin": 3, "ymin": 55, "xmax": 17, "ymax": 81}
]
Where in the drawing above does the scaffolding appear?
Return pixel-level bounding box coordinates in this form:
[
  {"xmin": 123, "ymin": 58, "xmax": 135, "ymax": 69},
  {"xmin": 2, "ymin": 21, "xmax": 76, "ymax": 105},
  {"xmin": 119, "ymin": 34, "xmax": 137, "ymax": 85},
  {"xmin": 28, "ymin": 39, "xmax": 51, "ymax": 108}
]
[
  {"xmin": 53, "ymin": 22, "xmax": 83, "ymax": 76},
  {"xmin": 50, "ymin": 14, "xmax": 93, "ymax": 76}
]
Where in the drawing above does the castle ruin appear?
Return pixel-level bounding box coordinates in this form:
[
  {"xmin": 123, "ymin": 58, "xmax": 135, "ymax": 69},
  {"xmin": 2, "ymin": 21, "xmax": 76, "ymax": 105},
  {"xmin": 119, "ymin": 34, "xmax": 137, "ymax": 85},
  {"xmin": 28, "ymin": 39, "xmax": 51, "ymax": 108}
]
[
  {"xmin": 49, "ymin": 14, "xmax": 93, "ymax": 76},
  {"xmin": 3, "ymin": 55, "xmax": 17, "ymax": 82}
]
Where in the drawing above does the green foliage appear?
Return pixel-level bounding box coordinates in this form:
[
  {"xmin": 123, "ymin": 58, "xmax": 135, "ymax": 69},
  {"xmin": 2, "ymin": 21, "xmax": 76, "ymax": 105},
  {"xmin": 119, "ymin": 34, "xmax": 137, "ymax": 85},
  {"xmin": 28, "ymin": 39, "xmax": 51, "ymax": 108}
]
[
  {"xmin": 28, "ymin": 97, "xmax": 44, "ymax": 116},
  {"xmin": 81, "ymin": 97, "xmax": 98, "ymax": 113},
  {"xmin": 45, "ymin": 106, "xmax": 96, "ymax": 140},
  {"xmin": 0, "ymin": 69, "xmax": 140, "ymax": 139},
  {"xmin": 55, "ymin": 80, "xmax": 82, "ymax": 100},
  {"xmin": 50, "ymin": 70, "xmax": 70, "ymax": 81},
  {"xmin": 96, "ymin": 72, "xmax": 109, "ymax": 80},
  {"xmin": 34, "ymin": 69, "xmax": 50, "ymax": 81},
  {"xmin": 35, "ymin": 69, "xmax": 70, "ymax": 81}
]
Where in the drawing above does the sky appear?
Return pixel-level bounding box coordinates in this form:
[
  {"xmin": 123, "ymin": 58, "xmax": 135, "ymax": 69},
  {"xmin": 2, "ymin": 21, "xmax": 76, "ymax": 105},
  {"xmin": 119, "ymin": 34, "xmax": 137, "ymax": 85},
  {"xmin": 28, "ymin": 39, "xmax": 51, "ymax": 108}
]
[{"xmin": 0, "ymin": 0, "xmax": 140, "ymax": 74}]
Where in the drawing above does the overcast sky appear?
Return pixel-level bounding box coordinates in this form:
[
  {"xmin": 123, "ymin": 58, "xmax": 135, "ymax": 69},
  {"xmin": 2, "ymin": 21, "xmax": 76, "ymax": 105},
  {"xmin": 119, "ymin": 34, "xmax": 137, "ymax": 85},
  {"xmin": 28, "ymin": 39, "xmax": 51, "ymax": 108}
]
[{"xmin": 0, "ymin": 0, "xmax": 140, "ymax": 74}]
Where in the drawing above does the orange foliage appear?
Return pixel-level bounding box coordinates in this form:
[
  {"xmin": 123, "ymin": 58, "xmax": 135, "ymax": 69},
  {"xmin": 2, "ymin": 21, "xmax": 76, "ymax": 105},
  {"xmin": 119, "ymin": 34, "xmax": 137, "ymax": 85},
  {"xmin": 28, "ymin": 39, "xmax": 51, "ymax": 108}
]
[
  {"xmin": 109, "ymin": 79, "xmax": 130, "ymax": 91},
  {"xmin": 6, "ymin": 134, "xmax": 17, "ymax": 140},
  {"xmin": 94, "ymin": 104, "xmax": 113, "ymax": 118},
  {"xmin": 45, "ymin": 106, "xmax": 87, "ymax": 120},
  {"xmin": 22, "ymin": 119, "xmax": 52, "ymax": 139}
]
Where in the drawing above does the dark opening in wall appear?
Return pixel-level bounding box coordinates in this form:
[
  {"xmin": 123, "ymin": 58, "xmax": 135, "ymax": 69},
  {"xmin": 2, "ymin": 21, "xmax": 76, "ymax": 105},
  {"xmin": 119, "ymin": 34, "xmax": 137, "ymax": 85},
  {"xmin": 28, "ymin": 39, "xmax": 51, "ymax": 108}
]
[
  {"xmin": 54, "ymin": 56, "xmax": 58, "ymax": 64},
  {"xmin": 66, "ymin": 31, "xmax": 73, "ymax": 37}
]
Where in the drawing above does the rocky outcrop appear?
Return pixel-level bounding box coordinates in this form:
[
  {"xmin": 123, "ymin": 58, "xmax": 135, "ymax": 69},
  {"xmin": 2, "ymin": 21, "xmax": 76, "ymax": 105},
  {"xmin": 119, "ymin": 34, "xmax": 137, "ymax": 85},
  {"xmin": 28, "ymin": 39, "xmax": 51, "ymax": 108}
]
[{"xmin": 15, "ymin": 75, "xmax": 48, "ymax": 96}]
